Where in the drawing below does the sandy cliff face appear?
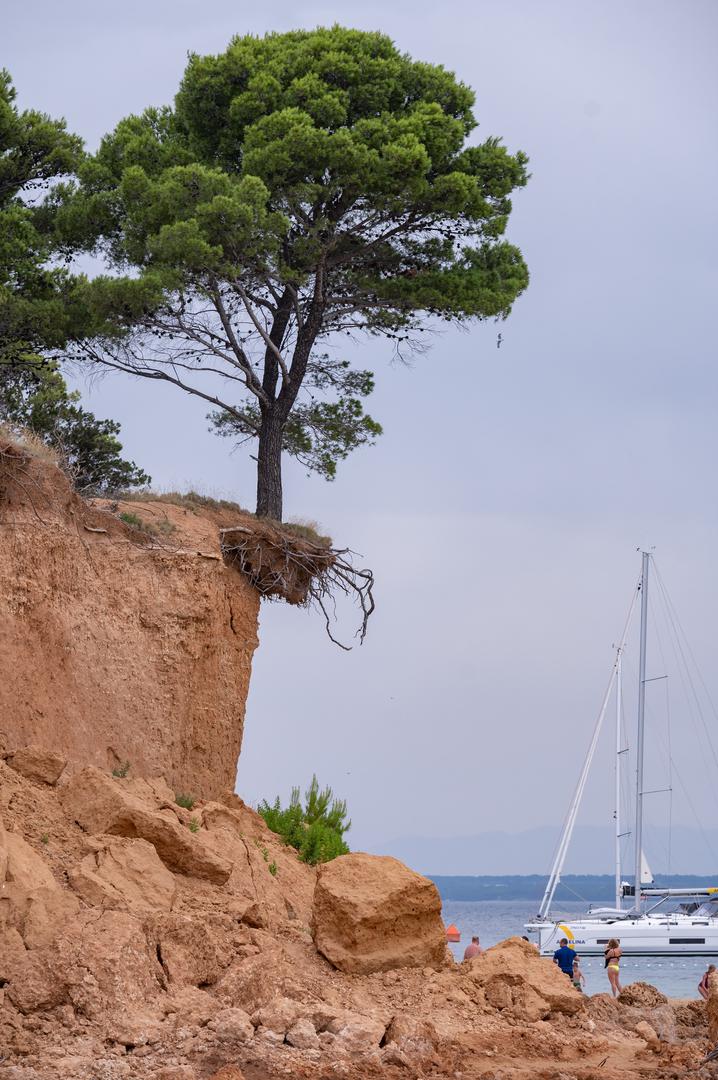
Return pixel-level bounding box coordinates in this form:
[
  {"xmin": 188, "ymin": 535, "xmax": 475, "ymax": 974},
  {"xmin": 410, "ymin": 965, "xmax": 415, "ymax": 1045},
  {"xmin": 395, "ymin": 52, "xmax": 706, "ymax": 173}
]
[{"xmin": 0, "ymin": 442, "xmax": 260, "ymax": 798}]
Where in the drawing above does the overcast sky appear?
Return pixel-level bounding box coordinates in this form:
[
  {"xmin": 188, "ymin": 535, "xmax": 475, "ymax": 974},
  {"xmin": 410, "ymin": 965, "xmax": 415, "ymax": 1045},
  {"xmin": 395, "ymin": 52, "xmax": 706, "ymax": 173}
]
[{"xmin": 6, "ymin": 0, "xmax": 718, "ymax": 874}]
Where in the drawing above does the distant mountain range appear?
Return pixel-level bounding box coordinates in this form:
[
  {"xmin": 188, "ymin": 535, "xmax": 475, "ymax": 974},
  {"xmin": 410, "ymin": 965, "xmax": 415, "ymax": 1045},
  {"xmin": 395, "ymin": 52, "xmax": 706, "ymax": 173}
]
[
  {"xmin": 368, "ymin": 824, "xmax": 718, "ymax": 876},
  {"xmin": 430, "ymin": 873, "xmax": 718, "ymax": 902}
]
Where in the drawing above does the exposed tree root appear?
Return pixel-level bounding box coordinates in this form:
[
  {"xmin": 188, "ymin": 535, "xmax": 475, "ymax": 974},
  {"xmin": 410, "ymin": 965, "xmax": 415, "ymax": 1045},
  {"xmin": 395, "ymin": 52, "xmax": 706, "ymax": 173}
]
[{"xmin": 220, "ymin": 524, "xmax": 375, "ymax": 649}]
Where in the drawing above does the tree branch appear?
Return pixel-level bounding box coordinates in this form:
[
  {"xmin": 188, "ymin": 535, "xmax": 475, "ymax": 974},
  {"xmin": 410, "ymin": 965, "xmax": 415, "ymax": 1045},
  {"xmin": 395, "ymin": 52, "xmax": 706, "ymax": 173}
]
[
  {"xmin": 206, "ymin": 286, "xmax": 269, "ymax": 403},
  {"xmin": 234, "ymin": 282, "xmax": 290, "ymax": 384},
  {"xmin": 76, "ymin": 341, "xmax": 256, "ymax": 423}
]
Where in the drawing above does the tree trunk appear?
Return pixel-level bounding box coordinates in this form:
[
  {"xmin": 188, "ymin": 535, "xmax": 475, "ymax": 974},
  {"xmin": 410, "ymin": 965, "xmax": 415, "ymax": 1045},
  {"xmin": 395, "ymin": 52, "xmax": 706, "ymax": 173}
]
[{"xmin": 256, "ymin": 409, "xmax": 284, "ymax": 520}]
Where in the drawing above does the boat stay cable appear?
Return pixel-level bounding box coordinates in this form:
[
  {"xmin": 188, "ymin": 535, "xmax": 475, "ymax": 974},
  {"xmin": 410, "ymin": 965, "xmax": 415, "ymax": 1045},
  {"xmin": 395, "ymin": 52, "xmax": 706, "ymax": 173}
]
[
  {"xmin": 650, "ymin": 720, "xmax": 718, "ymax": 867},
  {"xmin": 652, "ymin": 560, "xmax": 718, "ymax": 817},
  {"xmin": 646, "ymin": 599, "xmax": 674, "ymax": 873}
]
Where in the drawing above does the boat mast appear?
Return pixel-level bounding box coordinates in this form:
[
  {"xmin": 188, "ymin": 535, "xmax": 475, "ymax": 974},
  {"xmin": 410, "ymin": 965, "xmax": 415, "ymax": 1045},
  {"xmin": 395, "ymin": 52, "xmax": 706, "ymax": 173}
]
[
  {"xmin": 614, "ymin": 653, "xmax": 622, "ymax": 910},
  {"xmin": 633, "ymin": 551, "xmax": 650, "ymax": 911}
]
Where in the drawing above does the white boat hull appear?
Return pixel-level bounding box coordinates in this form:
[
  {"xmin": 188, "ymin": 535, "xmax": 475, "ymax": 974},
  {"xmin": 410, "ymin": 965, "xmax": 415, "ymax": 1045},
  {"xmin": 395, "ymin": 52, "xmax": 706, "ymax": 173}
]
[{"xmin": 527, "ymin": 914, "xmax": 718, "ymax": 956}]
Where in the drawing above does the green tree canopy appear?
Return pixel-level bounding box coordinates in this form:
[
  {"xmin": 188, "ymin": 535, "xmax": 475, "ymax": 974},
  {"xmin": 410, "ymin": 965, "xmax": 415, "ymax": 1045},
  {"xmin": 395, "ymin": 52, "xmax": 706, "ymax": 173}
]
[
  {"xmin": 60, "ymin": 27, "xmax": 529, "ymax": 519},
  {"xmin": 0, "ymin": 357, "xmax": 150, "ymax": 493},
  {"xmin": 0, "ymin": 70, "xmax": 84, "ymax": 362}
]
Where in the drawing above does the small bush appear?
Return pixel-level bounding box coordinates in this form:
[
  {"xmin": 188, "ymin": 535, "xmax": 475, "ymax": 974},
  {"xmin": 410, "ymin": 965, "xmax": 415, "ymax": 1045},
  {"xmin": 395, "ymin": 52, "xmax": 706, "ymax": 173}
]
[
  {"xmin": 119, "ymin": 511, "xmax": 142, "ymax": 528},
  {"xmin": 254, "ymin": 839, "xmax": 269, "ymax": 862},
  {"xmin": 40, "ymin": 832, "xmax": 49, "ymax": 844},
  {"xmin": 268, "ymin": 860, "xmax": 278, "ymax": 877},
  {"xmin": 258, "ymin": 776, "xmax": 350, "ymax": 866},
  {"xmin": 175, "ymin": 793, "xmax": 196, "ymax": 810},
  {"xmin": 118, "ymin": 508, "xmax": 176, "ymax": 538},
  {"xmin": 188, "ymin": 816, "xmax": 200, "ymax": 833},
  {"xmin": 112, "ymin": 761, "xmax": 130, "ymax": 778}
]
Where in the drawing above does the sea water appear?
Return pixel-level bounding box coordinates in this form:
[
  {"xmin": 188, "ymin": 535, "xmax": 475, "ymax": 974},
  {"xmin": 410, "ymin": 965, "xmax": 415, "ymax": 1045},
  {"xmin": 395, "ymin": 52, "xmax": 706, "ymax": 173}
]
[{"xmin": 442, "ymin": 899, "xmax": 710, "ymax": 999}]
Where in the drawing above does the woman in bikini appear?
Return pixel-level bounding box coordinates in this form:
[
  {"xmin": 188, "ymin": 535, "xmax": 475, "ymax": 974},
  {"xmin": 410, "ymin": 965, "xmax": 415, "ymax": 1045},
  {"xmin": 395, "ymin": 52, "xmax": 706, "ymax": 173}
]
[
  {"xmin": 698, "ymin": 964, "xmax": 716, "ymax": 1000},
  {"xmin": 604, "ymin": 938, "xmax": 622, "ymax": 997}
]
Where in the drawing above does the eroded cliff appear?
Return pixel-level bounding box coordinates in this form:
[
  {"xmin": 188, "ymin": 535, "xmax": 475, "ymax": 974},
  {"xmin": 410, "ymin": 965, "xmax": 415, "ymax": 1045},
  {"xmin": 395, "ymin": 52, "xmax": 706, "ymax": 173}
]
[{"xmin": 0, "ymin": 438, "xmax": 260, "ymax": 798}]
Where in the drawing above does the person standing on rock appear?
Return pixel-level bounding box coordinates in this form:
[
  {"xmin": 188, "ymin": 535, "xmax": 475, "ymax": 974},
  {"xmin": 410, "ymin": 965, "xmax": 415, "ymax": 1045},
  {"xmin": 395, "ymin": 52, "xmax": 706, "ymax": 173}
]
[
  {"xmin": 699, "ymin": 964, "xmax": 716, "ymax": 1000},
  {"xmin": 463, "ymin": 936, "xmax": 483, "ymax": 960},
  {"xmin": 604, "ymin": 938, "xmax": 623, "ymax": 997},
  {"xmin": 552, "ymin": 937, "xmax": 576, "ymax": 978}
]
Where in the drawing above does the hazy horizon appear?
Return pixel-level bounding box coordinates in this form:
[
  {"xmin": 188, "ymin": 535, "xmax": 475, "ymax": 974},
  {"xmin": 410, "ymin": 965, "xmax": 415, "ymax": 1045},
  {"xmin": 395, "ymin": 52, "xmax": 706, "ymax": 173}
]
[
  {"xmin": 6, "ymin": 0, "xmax": 718, "ymax": 868},
  {"xmin": 369, "ymin": 823, "xmax": 718, "ymax": 877}
]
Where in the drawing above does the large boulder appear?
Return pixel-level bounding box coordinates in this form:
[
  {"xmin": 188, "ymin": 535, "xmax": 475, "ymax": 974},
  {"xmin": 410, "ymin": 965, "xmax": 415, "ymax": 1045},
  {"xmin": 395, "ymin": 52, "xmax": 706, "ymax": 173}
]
[
  {"xmin": 206, "ymin": 1006, "xmax": 255, "ymax": 1046},
  {"xmin": 59, "ymin": 766, "xmax": 232, "ymax": 883},
  {"xmin": 21, "ymin": 887, "xmax": 80, "ymax": 950},
  {"xmin": 465, "ymin": 936, "xmax": 585, "ymax": 1021},
  {"xmin": 6, "ymin": 745, "xmax": 66, "ymax": 785},
  {"xmin": 147, "ymin": 913, "xmax": 231, "ymax": 987},
  {"xmin": 200, "ymin": 797, "xmax": 317, "ymax": 928},
  {"xmin": 326, "ymin": 1011, "xmax": 387, "ymax": 1052},
  {"xmin": 215, "ymin": 948, "xmax": 286, "ymax": 1011},
  {"xmin": 384, "ymin": 1012, "xmax": 440, "ymax": 1065},
  {"xmin": 311, "ymin": 852, "xmax": 446, "ymax": 974},
  {"xmin": 4, "ymin": 909, "xmax": 164, "ymax": 1018},
  {"xmin": 69, "ymin": 837, "xmax": 177, "ymax": 912},
  {"xmin": 286, "ymin": 1016, "xmax": 321, "ymax": 1050},
  {"xmin": 1, "ymin": 829, "xmax": 57, "ymax": 893},
  {"xmin": 0, "ymin": 820, "xmax": 78, "ymax": 950}
]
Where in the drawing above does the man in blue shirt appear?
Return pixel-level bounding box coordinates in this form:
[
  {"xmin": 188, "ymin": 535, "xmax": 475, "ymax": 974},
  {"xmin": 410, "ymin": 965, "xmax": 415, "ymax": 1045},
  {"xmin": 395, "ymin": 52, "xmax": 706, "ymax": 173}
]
[{"xmin": 553, "ymin": 937, "xmax": 576, "ymax": 977}]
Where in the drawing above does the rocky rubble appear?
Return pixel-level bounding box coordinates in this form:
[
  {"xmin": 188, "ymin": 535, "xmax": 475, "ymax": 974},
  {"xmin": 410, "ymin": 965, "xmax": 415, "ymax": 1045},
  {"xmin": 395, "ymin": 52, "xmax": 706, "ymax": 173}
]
[
  {"xmin": 0, "ymin": 750, "xmax": 714, "ymax": 1079},
  {"xmin": 463, "ymin": 935, "xmax": 585, "ymax": 1020}
]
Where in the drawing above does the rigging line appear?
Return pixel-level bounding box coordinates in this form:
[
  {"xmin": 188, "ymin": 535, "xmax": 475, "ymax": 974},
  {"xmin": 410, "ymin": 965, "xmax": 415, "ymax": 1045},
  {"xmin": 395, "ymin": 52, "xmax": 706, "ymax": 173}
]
[
  {"xmin": 652, "ymin": 561, "xmax": 718, "ymax": 773},
  {"xmin": 651, "ymin": 566, "xmax": 718, "ymax": 818},
  {"xmin": 541, "ymin": 785, "xmax": 580, "ymax": 914},
  {"xmin": 541, "ymin": 659, "xmax": 620, "ymax": 916},
  {"xmin": 653, "ymin": 573, "xmax": 716, "ymax": 769},
  {"xmin": 556, "ymin": 882, "xmax": 592, "ymax": 906},
  {"xmin": 665, "ymin": 649, "xmax": 673, "ymax": 877},
  {"xmin": 647, "ymin": 599, "xmax": 675, "ymax": 872},
  {"xmin": 653, "ymin": 560, "xmax": 718, "ymax": 730},
  {"xmin": 651, "ymin": 722, "xmax": 718, "ymax": 867}
]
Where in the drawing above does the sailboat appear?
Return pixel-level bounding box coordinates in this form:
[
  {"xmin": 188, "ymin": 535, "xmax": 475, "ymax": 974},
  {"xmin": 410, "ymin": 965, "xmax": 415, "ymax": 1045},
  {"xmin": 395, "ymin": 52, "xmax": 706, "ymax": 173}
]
[{"xmin": 525, "ymin": 552, "xmax": 718, "ymax": 957}]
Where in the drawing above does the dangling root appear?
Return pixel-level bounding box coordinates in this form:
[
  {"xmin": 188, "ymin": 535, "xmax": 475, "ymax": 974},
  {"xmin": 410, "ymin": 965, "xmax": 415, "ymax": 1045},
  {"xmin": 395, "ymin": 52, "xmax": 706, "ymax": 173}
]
[
  {"xmin": 220, "ymin": 523, "xmax": 375, "ymax": 649},
  {"xmin": 308, "ymin": 549, "xmax": 375, "ymax": 650}
]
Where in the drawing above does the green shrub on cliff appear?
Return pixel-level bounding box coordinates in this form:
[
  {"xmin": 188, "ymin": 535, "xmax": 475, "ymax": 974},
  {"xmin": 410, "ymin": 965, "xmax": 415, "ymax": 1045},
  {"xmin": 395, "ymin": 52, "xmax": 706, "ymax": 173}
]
[{"xmin": 258, "ymin": 775, "xmax": 350, "ymax": 865}]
